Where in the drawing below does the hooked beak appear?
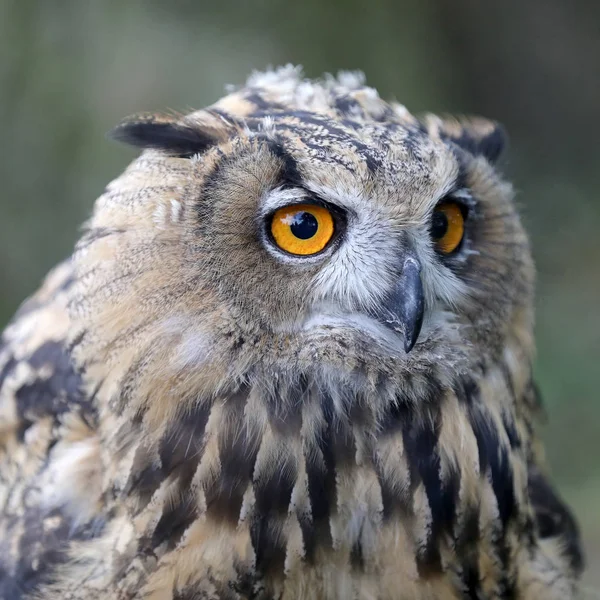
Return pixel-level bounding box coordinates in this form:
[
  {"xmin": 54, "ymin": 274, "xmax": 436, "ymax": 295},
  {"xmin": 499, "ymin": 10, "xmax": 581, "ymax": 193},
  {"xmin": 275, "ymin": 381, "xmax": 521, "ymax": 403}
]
[{"xmin": 379, "ymin": 256, "xmax": 425, "ymax": 353}]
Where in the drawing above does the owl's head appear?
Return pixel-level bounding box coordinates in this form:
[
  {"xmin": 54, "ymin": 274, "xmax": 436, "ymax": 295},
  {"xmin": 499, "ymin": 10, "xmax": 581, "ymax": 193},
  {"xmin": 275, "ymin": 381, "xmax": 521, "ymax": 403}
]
[{"xmin": 72, "ymin": 66, "xmax": 534, "ymax": 424}]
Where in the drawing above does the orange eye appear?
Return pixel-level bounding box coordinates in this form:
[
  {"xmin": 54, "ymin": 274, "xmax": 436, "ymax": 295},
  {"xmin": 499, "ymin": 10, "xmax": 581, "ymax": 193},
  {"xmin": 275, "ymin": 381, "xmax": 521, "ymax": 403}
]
[
  {"xmin": 430, "ymin": 202, "xmax": 465, "ymax": 254},
  {"xmin": 270, "ymin": 204, "xmax": 335, "ymax": 256}
]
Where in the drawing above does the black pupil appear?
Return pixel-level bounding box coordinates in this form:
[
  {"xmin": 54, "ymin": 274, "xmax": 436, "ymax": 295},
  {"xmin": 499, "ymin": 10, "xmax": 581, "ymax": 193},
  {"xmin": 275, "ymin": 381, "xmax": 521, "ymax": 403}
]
[
  {"xmin": 290, "ymin": 211, "xmax": 319, "ymax": 240},
  {"xmin": 430, "ymin": 210, "xmax": 448, "ymax": 240}
]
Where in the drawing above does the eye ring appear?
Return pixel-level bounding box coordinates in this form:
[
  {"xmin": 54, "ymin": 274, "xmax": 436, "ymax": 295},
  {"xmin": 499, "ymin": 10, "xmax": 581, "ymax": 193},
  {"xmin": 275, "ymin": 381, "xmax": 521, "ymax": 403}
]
[
  {"xmin": 430, "ymin": 202, "xmax": 465, "ymax": 254},
  {"xmin": 270, "ymin": 203, "xmax": 335, "ymax": 256}
]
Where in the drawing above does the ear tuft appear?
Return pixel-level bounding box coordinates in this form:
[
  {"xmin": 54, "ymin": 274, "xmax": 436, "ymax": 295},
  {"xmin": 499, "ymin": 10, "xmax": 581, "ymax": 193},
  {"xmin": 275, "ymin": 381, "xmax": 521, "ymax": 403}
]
[
  {"xmin": 424, "ymin": 115, "xmax": 508, "ymax": 163},
  {"xmin": 108, "ymin": 113, "xmax": 219, "ymax": 158}
]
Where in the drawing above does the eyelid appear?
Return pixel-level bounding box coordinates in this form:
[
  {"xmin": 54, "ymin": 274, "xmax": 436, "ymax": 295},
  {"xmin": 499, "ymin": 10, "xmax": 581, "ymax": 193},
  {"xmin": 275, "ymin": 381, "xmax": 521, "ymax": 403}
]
[
  {"xmin": 260, "ymin": 187, "xmax": 310, "ymax": 219},
  {"xmin": 444, "ymin": 188, "xmax": 475, "ymax": 213},
  {"xmin": 433, "ymin": 188, "xmax": 473, "ymax": 225},
  {"xmin": 261, "ymin": 188, "xmax": 347, "ymax": 231},
  {"xmin": 450, "ymin": 188, "xmax": 471, "ymax": 201}
]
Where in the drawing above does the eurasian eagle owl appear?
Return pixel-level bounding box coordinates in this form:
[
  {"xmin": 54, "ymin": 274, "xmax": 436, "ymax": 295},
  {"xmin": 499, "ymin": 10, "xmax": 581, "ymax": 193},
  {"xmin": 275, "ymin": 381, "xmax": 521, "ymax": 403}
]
[{"xmin": 0, "ymin": 66, "xmax": 582, "ymax": 599}]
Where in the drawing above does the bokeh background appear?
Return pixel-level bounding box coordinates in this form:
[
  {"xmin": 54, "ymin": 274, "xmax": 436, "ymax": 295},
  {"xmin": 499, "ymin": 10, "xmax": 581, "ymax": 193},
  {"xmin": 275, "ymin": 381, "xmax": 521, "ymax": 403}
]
[{"xmin": 1, "ymin": 0, "xmax": 598, "ymax": 591}]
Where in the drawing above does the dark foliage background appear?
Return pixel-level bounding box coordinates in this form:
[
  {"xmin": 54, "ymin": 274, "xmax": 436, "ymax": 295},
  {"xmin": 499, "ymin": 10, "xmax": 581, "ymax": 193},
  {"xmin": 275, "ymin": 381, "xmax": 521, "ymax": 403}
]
[{"xmin": 1, "ymin": 0, "xmax": 598, "ymax": 589}]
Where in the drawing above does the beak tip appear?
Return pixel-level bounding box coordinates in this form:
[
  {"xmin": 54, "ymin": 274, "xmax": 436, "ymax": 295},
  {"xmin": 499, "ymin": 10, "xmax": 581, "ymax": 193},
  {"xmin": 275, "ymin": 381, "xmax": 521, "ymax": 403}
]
[{"xmin": 404, "ymin": 335, "xmax": 417, "ymax": 354}]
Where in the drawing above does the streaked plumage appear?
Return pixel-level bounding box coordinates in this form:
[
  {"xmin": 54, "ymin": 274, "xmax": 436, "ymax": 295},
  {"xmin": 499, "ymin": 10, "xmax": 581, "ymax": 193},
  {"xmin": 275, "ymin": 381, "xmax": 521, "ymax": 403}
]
[{"xmin": 0, "ymin": 66, "xmax": 582, "ymax": 599}]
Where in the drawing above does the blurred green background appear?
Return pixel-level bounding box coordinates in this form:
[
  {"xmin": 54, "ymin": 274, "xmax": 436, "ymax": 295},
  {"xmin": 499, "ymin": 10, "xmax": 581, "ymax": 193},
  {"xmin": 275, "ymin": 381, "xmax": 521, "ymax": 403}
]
[{"xmin": 0, "ymin": 0, "xmax": 598, "ymax": 591}]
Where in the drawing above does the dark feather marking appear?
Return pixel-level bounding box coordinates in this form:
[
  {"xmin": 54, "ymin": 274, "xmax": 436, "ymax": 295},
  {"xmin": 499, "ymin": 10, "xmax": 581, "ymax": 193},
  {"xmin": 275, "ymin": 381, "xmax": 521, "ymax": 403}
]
[
  {"xmin": 266, "ymin": 138, "xmax": 304, "ymax": 187},
  {"xmin": 498, "ymin": 363, "xmax": 521, "ymax": 450},
  {"xmin": 231, "ymin": 561, "xmax": 265, "ymax": 600},
  {"xmin": 112, "ymin": 419, "xmax": 143, "ymax": 460},
  {"xmin": 350, "ymin": 538, "xmax": 365, "ymax": 571},
  {"xmin": 455, "ymin": 507, "xmax": 482, "ymax": 598},
  {"xmin": 495, "ymin": 542, "xmax": 514, "ymax": 599},
  {"xmin": 127, "ymin": 461, "xmax": 164, "ymax": 505},
  {"xmin": 400, "ymin": 402, "xmax": 447, "ymax": 572},
  {"xmin": 499, "ymin": 361, "xmax": 517, "ymax": 404},
  {"xmin": 441, "ymin": 123, "xmax": 507, "ymax": 163},
  {"xmin": 249, "ymin": 517, "xmax": 287, "ymax": 580},
  {"xmin": 453, "ymin": 375, "xmax": 479, "ymax": 407},
  {"xmin": 253, "ymin": 457, "xmax": 296, "ymax": 519},
  {"xmin": 109, "ymin": 120, "xmax": 217, "ymax": 158},
  {"xmin": 13, "ymin": 341, "xmax": 92, "ymax": 440},
  {"xmin": 0, "ymin": 508, "xmax": 102, "ymax": 600},
  {"xmin": 462, "ymin": 564, "xmax": 483, "ymax": 600},
  {"xmin": 127, "ymin": 398, "xmax": 213, "ymax": 520},
  {"xmin": 28, "ymin": 340, "xmax": 80, "ymax": 374},
  {"xmin": 468, "ymin": 404, "xmax": 516, "ymax": 528},
  {"xmin": 259, "ymin": 110, "xmax": 383, "ymax": 172},
  {"xmin": 375, "ymin": 467, "xmax": 412, "ymax": 522},
  {"xmin": 333, "ymin": 94, "xmax": 363, "ymax": 117},
  {"xmin": 458, "ymin": 375, "xmax": 517, "ymax": 531},
  {"xmin": 251, "ymin": 410, "xmax": 298, "ymax": 576},
  {"xmin": 528, "ymin": 464, "xmax": 584, "ymax": 574},
  {"xmin": 174, "ymin": 580, "xmax": 239, "ymax": 600},
  {"xmin": 340, "ymin": 117, "xmax": 365, "ymax": 131},
  {"xmin": 452, "ymin": 381, "xmax": 514, "ymax": 595},
  {"xmin": 372, "ymin": 104, "xmax": 398, "ymax": 123},
  {"xmin": 501, "ymin": 412, "xmax": 520, "ymax": 450},
  {"xmin": 302, "ymin": 139, "xmax": 360, "ymax": 172},
  {"xmin": 245, "ymin": 90, "xmax": 285, "ymax": 112},
  {"xmin": 398, "ymin": 127, "xmax": 429, "ymax": 163},
  {"xmin": 66, "ymin": 328, "xmax": 87, "ymax": 354},
  {"xmin": 0, "ymin": 355, "xmax": 18, "ymax": 390},
  {"xmin": 379, "ymin": 391, "xmax": 411, "ymax": 437},
  {"xmin": 302, "ymin": 390, "xmax": 337, "ymax": 561},
  {"xmin": 144, "ymin": 399, "xmax": 214, "ymax": 549},
  {"xmin": 378, "ymin": 377, "xmax": 459, "ymax": 572},
  {"xmin": 204, "ymin": 108, "xmax": 244, "ymax": 127},
  {"xmin": 329, "ymin": 391, "xmax": 360, "ymax": 470},
  {"xmin": 172, "ymin": 585, "xmax": 202, "ymax": 600},
  {"xmin": 264, "ymin": 376, "xmax": 306, "ymax": 436},
  {"xmin": 478, "ymin": 125, "xmax": 507, "ymax": 162},
  {"xmin": 205, "ymin": 386, "xmax": 258, "ymax": 524},
  {"xmin": 461, "ymin": 392, "xmax": 516, "ymax": 599},
  {"xmin": 158, "ymin": 399, "xmax": 212, "ymax": 484},
  {"xmin": 376, "ymin": 392, "xmax": 414, "ymax": 519},
  {"xmin": 151, "ymin": 490, "xmax": 197, "ymax": 550}
]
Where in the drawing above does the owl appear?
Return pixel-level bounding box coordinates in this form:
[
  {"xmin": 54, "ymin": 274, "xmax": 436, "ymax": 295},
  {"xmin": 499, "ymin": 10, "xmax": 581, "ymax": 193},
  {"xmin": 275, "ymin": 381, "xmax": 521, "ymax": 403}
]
[{"xmin": 0, "ymin": 66, "xmax": 583, "ymax": 600}]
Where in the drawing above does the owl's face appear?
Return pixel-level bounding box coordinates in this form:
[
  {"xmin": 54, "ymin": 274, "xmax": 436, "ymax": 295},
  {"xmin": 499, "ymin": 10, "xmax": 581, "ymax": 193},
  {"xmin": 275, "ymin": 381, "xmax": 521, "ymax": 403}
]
[
  {"xmin": 74, "ymin": 68, "xmax": 534, "ymax": 409},
  {"xmin": 195, "ymin": 125, "xmax": 460, "ymax": 353}
]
